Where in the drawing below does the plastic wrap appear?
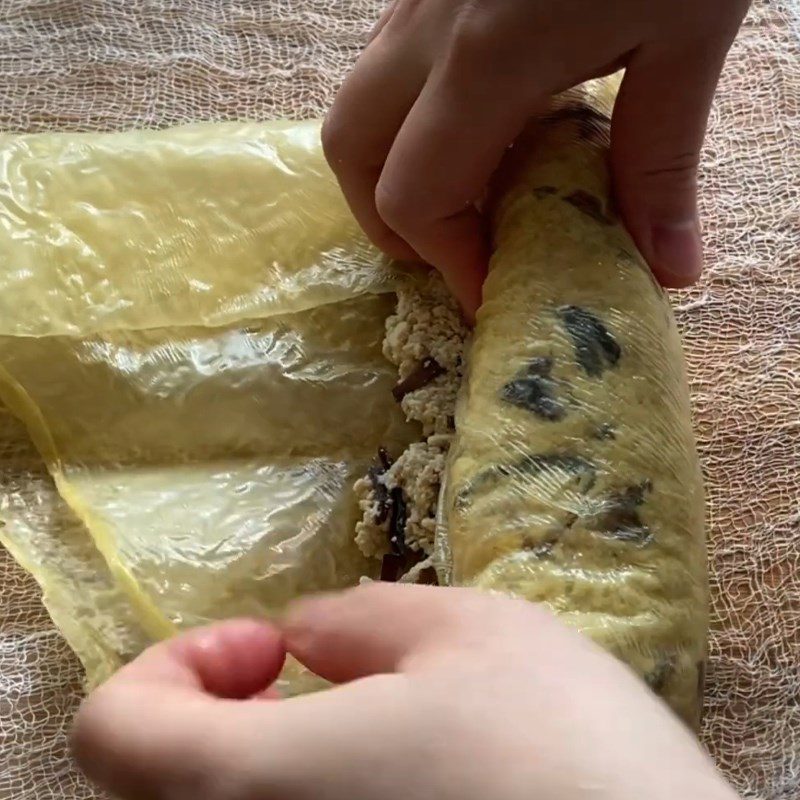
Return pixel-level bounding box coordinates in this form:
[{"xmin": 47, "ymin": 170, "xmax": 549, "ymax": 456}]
[
  {"xmin": 439, "ymin": 79, "xmax": 706, "ymax": 728},
  {"xmin": 0, "ymin": 120, "xmax": 418, "ymax": 689},
  {"xmin": 0, "ymin": 77, "xmax": 708, "ymax": 730}
]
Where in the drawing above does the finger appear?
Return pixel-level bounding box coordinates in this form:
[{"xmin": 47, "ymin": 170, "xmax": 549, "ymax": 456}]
[
  {"xmin": 72, "ymin": 620, "xmax": 286, "ymax": 798},
  {"xmin": 366, "ymin": 0, "xmax": 398, "ymax": 45},
  {"xmin": 73, "ymin": 620, "xmax": 416, "ymax": 800},
  {"xmin": 284, "ymin": 583, "xmax": 543, "ymax": 683},
  {"xmin": 375, "ymin": 67, "xmax": 536, "ymax": 319},
  {"xmin": 284, "ymin": 584, "xmax": 447, "ymax": 681},
  {"xmin": 610, "ymin": 40, "xmax": 729, "ymax": 287},
  {"xmin": 322, "ymin": 36, "xmax": 425, "ymax": 262},
  {"xmin": 127, "ymin": 617, "xmax": 286, "ymax": 699}
]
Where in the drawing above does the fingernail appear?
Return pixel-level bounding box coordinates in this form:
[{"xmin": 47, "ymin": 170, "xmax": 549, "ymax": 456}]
[{"xmin": 650, "ymin": 220, "xmax": 703, "ymax": 287}]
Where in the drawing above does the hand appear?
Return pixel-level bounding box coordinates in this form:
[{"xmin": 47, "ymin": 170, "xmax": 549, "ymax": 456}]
[
  {"xmin": 323, "ymin": 0, "xmax": 750, "ymax": 318},
  {"xmin": 71, "ymin": 584, "xmax": 739, "ymax": 800}
]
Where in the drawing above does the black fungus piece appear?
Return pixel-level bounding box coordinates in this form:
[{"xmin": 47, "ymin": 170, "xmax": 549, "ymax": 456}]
[
  {"xmin": 380, "ymin": 553, "xmax": 403, "ymax": 582},
  {"xmin": 446, "ymin": 415, "xmax": 456, "ymax": 431},
  {"xmin": 388, "ymin": 486, "xmax": 407, "ymax": 555},
  {"xmin": 588, "ymin": 481, "xmax": 653, "ymax": 545},
  {"xmin": 380, "ymin": 552, "xmax": 439, "ymax": 585},
  {"xmin": 530, "ymin": 542, "xmax": 555, "ymax": 559},
  {"xmin": 368, "ymin": 448, "xmax": 394, "ymax": 525},
  {"xmin": 507, "ymin": 453, "xmax": 595, "ymax": 487},
  {"xmin": 501, "ymin": 356, "xmax": 566, "ymax": 421},
  {"xmin": 564, "ymin": 190, "xmax": 614, "ymax": 225},
  {"xmin": 522, "ymin": 527, "xmax": 563, "ymax": 559},
  {"xmin": 523, "ymin": 513, "xmax": 578, "ymax": 558},
  {"xmin": 392, "ymin": 357, "xmax": 446, "ymax": 401},
  {"xmin": 645, "ymin": 656, "xmax": 674, "ymax": 694},
  {"xmin": 378, "ymin": 447, "xmax": 392, "ymax": 471},
  {"xmin": 417, "ymin": 566, "xmax": 439, "ymax": 586},
  {"xmin": 557, "ymin": 305, "xmax": 621, "ymax": 377},
  {"xmin": 367, "ymin": 465, "xmax": 390, "ymax": 525},
  {"xmin": 457, "ymin": 453, "xmax": 596, "ymax": 508}
]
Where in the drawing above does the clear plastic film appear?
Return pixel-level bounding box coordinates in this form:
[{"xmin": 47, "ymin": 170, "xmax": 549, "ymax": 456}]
[
  {"xmin": 438, "ymin": 78, "xmax": 706, "ymax": 728},
  {"xmin": 0, "ymin": 78, "xmax": 708, "ymax": 732},
  {"xmin": 0, "ymin": 119, "xmax": 418, "ymax": 690}
]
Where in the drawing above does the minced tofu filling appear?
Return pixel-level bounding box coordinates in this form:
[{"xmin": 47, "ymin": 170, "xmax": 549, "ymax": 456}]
[{"xmin": 353, "ymin": 273, "xmax": 467, "ymax": 582}]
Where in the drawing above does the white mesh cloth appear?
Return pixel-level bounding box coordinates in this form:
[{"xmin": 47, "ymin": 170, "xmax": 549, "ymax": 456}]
[{"xmin": 0, "ymin": 1, "xmax": 798, "ymax": 798}]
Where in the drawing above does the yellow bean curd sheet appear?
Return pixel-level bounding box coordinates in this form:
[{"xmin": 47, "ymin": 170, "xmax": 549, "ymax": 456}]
[{"xmin": 0, "ymin": 119, "xmax": 419, "ymax": 690}]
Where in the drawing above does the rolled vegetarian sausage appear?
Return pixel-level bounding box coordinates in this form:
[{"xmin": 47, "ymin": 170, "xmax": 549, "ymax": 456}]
[{"xmin": 440, "ymin": 78, "xmax": 708, "ymax": 728}]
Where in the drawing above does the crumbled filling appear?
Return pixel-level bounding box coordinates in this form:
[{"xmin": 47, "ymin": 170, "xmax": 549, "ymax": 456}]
[
  {"xmin": 353, "ymin": 272, "xmax": 467, "ymax": 577},
  {"xmin": 384, "ymin": 273, "xmax": 466, "ymax": 437},
  {"xmin": 354, "ymin": 437, "xmax": 451, "ymax": 558}
]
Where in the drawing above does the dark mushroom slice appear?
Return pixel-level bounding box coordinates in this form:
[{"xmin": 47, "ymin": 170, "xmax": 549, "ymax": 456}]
[
  {"xmin": 593, "ymin": 423, "xmax": 617, "ymax": 440},
  {"xmin": 584, "ymin": 481, "xmax": 653, "ymax": 545},
  {"xmin": 388, "ymin": 486, "xmax": 408, "ymax": 556},
  {"xmin": 644, "ymin": 655, "xmax": 675, "ymax": 694},
  {"xmin": 564, "ymin": 189, "xmax": 615, "ymax": 225},
  {"xmin": 557, "ymin": 305, "xmax": 621, "ymax": 377},
  {"xmin": 392, "ymin": 357, "xmax": 446, "ymax": 402},
  {"xmin": 380, "ymin": 553, "xmax": 403, "ymax": 583},
  {"xmin": 501, "ymin": 356, "xmax": 566, "ymax": 421},
  {"xmin": 456, "ymin": 453, "xmax": 597, "ymax": 508},
  {"xmin": 368, "ymin": 447, "xmax": 394, "ymax": 525}
]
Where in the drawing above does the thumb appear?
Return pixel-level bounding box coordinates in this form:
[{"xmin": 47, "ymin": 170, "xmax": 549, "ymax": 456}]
[
  {"xmin": 71, "ymin": 620, "xmax": 286, "ymax": 798},
  {"xmin": 611, "ymin": 40, "xmax": 729, "ymax": 288}
]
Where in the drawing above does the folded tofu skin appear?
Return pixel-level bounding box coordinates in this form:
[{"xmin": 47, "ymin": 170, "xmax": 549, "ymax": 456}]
[
  {"xmin": 0, "ymin": 119, "xmax": 419, "ymax": 691},
  {"xmin": 0, "ymin": 76, "xmax": 707, "ymax": 720}
]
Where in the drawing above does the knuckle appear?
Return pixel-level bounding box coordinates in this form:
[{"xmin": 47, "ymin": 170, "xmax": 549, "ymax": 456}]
[
  {"xmin": 641, "ymin": 151, "xmax": 699, "ymax": 179},
  {"xmin": 442, "ymin": 7, "xmax": 522, "ymax": 94},
  {"xmin": 375, "ymin": 180, "xmax": 425, "ymax": 235},
  {"xmin": 449, "ymin": 8, "xmax": 497, "ymax": 63},
  {"xmin": 392, "ymin": 0, "xmax": 424, "ymax": 23},
  {"xmin": 446, "ymin": 1, "xmax": 525, "ymax": 76},
  {"xmin": 320, "ymin": 113, "xmax": 353, "ymax": 167}
]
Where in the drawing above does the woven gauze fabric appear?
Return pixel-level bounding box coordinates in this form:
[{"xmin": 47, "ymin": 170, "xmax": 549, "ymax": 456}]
[{"xmin": 0, "ymin": 2, "xmax": 797, "ymax": 800}]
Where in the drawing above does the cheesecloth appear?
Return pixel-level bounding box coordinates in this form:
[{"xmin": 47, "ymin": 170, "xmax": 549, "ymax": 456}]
[{"xmin": 0, "ymin": 2, "xmax": 797, "ymax": 799}]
